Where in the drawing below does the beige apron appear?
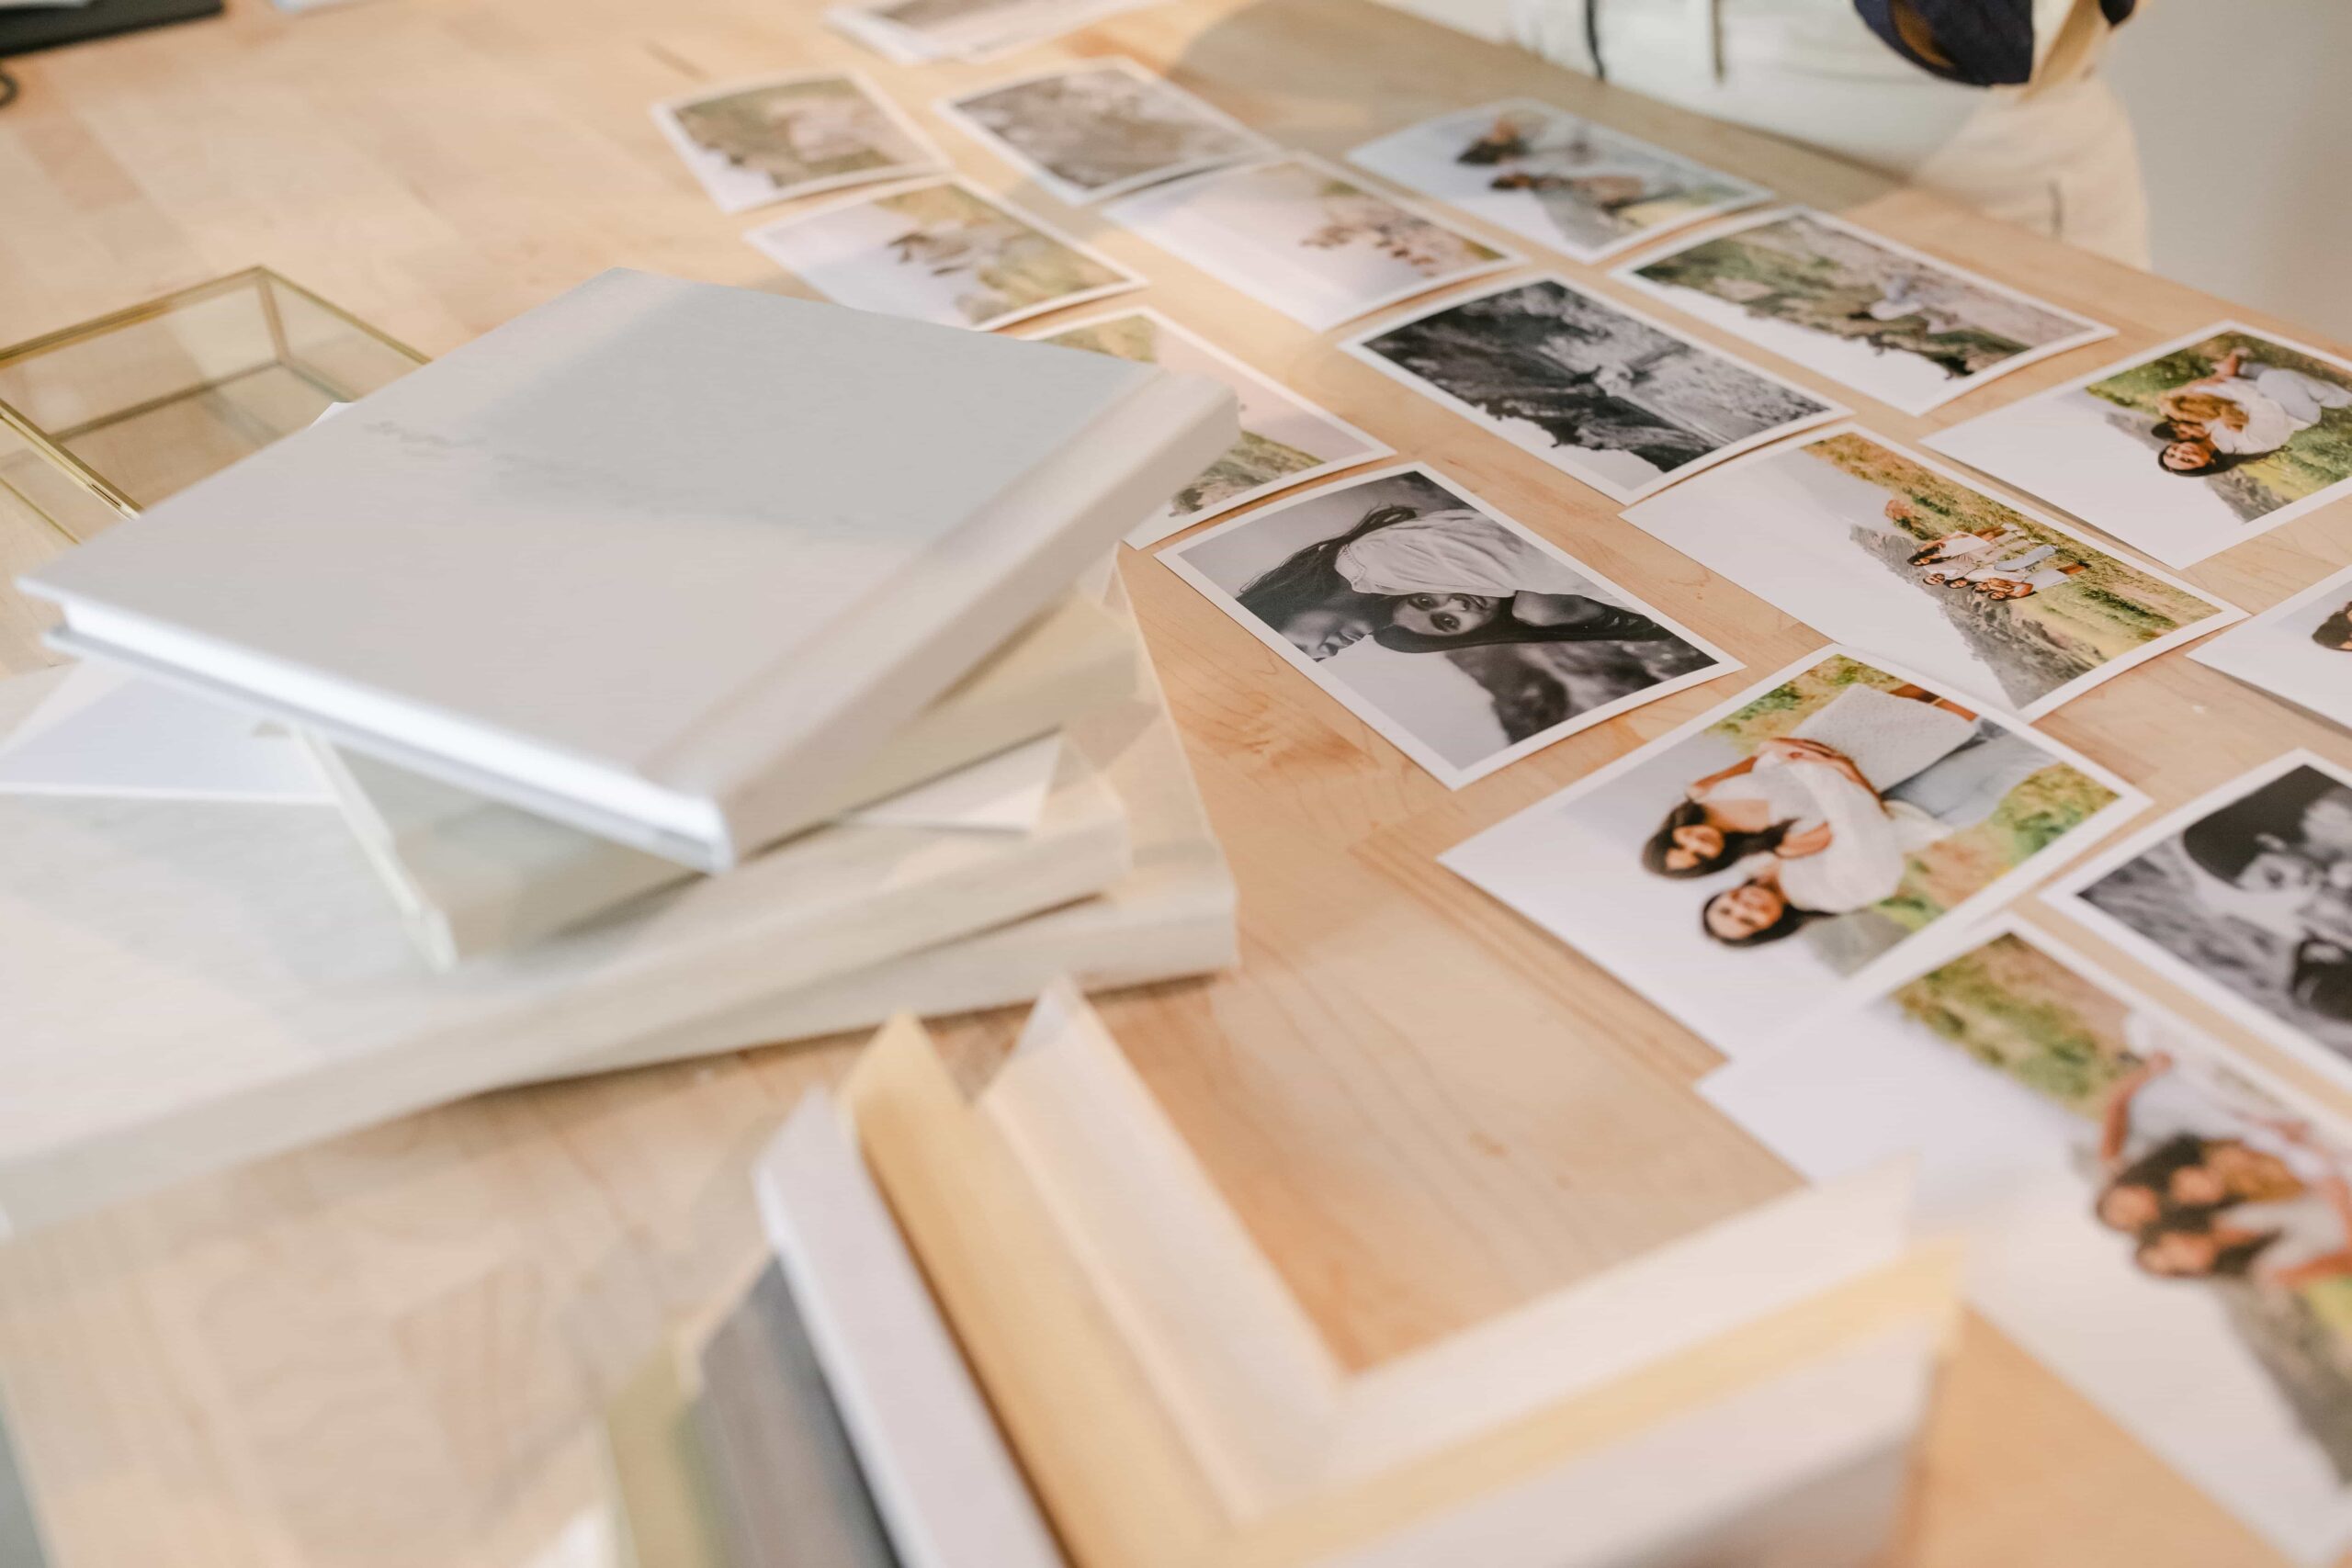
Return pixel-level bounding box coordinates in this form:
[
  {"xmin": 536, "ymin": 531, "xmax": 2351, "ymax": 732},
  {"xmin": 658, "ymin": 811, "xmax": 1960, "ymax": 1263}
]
[{"xmin": 1507, "ymin": 0, "xmax": 2151, "ymax": 265}]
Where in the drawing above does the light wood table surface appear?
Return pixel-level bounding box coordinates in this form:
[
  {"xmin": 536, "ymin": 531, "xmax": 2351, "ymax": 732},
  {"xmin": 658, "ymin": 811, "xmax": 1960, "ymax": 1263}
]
[{"xmin": 1, "ymin": 0, "xmax": 2347, "ymax": 1562}]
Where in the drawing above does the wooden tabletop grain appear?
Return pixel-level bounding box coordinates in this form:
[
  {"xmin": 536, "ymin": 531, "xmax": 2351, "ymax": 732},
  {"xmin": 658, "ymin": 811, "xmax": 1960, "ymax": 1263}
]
[{"xmin": 0, "ymin": 0, "xmax": 2344, "ymax": 1562}]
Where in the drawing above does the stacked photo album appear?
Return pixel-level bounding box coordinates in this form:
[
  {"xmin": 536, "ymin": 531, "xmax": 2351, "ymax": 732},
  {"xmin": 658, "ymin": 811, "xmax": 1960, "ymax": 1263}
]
[
  {"xmin": 0, "ymin": 268, "xmax": 1243, "ymax": 1235},
  {"xmin": 608, "ymin": 988, "xmax": 1955, "ymax": 1568}
]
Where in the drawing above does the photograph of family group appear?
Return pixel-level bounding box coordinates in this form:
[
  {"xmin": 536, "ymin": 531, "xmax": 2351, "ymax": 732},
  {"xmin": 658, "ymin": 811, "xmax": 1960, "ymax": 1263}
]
[
  {"xmin": 743, "ymin": 176, "xmax": 1141, "ymax": 331},
  {"xmin": 1342, "ymin": 276, "xmax": 1843, "ymax": 504},
  {"xmin": 1704, "ymin": 919, "xmax": 2352, "ymax": 1564},
  {"xmin": 1102, "ymin": 155, "xmax": 1518, "ymax": 331},
  {"xmin": 1031, "ymin": 307, "xmax": 1392, "ymax": 545},
  {"xmin": 1932, "ymin": 324, "xmax": 2352, "ymax": 568},
  {"xmin": 1343, "ymin": 100, "xmax": 1769, "ymax": 264},
  {"xmin": 1617, "ymin": 208, "xmax": 2111, "ymax": 415},
  {"xmin": 1621, "ymin": 427, "xmax": 2240, "ymax": 717},
  {"xmin": 936, "ymin": 58, "xmax": 1270, "ymax": 206},
  {"xmin": 2194, "ymin": 562, "xmax": 2352, "ymax": 735},
  {"xmin": 1444, "ymin": 650, "xmax": 2143, "ymax": 1053},
  {"xmin": 2059, "ymin": 753, "xmax": 2352, "ymax": 1086},
  {"xmin": 1160, "ymin": 465, "xmax": 1732, "ymax": 786},
  {"xmin": 654, "ymin": 71, "xmax": 944, "ymax": 214}
]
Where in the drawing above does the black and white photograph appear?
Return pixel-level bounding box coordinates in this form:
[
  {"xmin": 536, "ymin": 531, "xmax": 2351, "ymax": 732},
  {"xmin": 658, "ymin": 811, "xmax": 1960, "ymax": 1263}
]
[
  {"xmin": 1346, "ymin": 99, "xmax": 1770, "ymax": 265},
  {"xmin": 1342, "ymin": 275, "xmax": 1846, "ymax": 504},
  {"xmin": 2056, "ymin": 752, "xmax": 2352, "ymax": 1090},
  {"xmin": 651, "ymin": 71, "xmax": 944, "ymax": 215},
  {"xmin": 1101, "ymin": 154, "xmax": 1519, "ymax": 332},
  {"xmin": 1616, "ymin": 207, "xmax": 2112, "ymax": 415},
  {"xmin": 2192, "ymin": 562, "xmax": 2352, "ymax": 733},
  {"xmin": 1702, "ymin": 916, "xmax": 2352, "ymax": 1564},
  {"xmin": 1027, "ymin": 307, "xmax": 1393, "ymax": 546},
  {"xmin": 1443, "ymin": 649, "xmax": 2143, "ymax": 1054},
  {"xmin": 1159, "ymin": 464, "xmax": 1736, "ymax": 787},
  {"xmin": 936, "ymin": 58, "xmax": 1272, "ymax": 206},
  {"xmin": 743, "ymin": 176, "xmax": 1143, "ymax": 331}
]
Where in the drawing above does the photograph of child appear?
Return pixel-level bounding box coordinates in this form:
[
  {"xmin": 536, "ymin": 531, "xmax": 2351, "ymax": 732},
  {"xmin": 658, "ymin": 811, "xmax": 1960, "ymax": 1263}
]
[
  {"xmin": 2058, "ymin": 752, "xmax": 2352, "ymax": 1087},
  {"xmin": 1616, "ymin": 208, "xmax": 2112, "ymax": 416},
  {"xmin": 1931, "ymin": 324, "xmax": 2352, "ymax": 569},
  {"xmin": 937, "ymin": 59, "xmax": 1272, "ymax": 206},
  {"xmin": 1159, "ymin": 464, "xmax": 1735, "ymax": 786},
  {"xmin": 1029, "ymin": 308, "xmax": 1392, "ymax": 546},
  {"xmin": 1343, "ymin": 276, "xmax": 1845, "ymax": 504},
  {"xmin": 1101, "ymin": 155, "xmax": 1518, "ymax": 332},
  {"xmin": 744, "ymin": 176, "xmax": 1141, "ymax": 332},
  {"xmin": 2193, "ymin": 563, "xmax": 2352, "ymax": 735},
  {"xmin": 1621, "ymin": 427, "xmax": 2240, "ymax": 718},
  {"xmin": 1702, "ymin": 919, "xmax": 2352, "ymax": 1564},
  {"xmin": 1345, "ymin": 100, "xmax": 1769, "ymax": 265},
  {"xmin": 652, "ymin": 72, "xmax": 944, "ymax": 215},
  {"xmin": 1444, "ymin": 649, "xmax": 2143, "ymax": 1053}
]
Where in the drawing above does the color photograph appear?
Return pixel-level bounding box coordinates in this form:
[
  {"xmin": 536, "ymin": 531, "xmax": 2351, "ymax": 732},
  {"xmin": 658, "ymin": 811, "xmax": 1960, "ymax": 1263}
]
[
  {"xmin": 1346, "ymin": 99, "xmax": 1770, "ymax": 265},
  {"xmin": 1930, "ymin": 323, "xmax": 2352, "ymax": 569},
  {"xmin": 1160, "ymin": 464, "xmax": 1736, "ymax": 787},
  {"xmin": 937, "ymin": 58, "xmax": 1272, "ymax": 206},
  {"xmin": 743, "ymin": 177, "xmax": 1141, "ymax": 331},
  {"xmin": 2194, "ymin": 562, "xmax": 2352, "ymax": 734},
  {"xmin": 827, "ymin": 0, "xmax": 1146, "ymax": 62},
  {"xmin": 2057, "ymin": 752, "xmax": 2352, "ymax": 1088},
  {"xmin": 1621, "ymin": 426, "xmax": 2241, "ymax": 717},
  {"xmin": 1702, "ymin": 919, "xmax": 2352, "ymax": 1566},
  {"xmin": 1443, "ymin": 649, "xmax": 2143, "ymax": 1053},
  {"xmin": 1616, "ymin": 207, "xmax": 2112, "ymax": 415},
  {"xmin": 1029, "ymin": 307, "xmax": 1393, "ymax": 546},
  {"xmin": 651, "ymin": 71, "xmax": 944, "ymax": 215},
  {"xmin": 1100, "ymin": 154, "xmax": 1518, "ymax": 331},
  {"xmin": 1343, "ymin": 275, "xmax": 1845, "ymax": 504}
]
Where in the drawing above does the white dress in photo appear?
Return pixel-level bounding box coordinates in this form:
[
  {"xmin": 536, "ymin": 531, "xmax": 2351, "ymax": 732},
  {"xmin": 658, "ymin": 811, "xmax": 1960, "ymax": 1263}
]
[
  {"xmin": 2205, "ymin": 364, "xmax": 2352, "ymax": 457},
  {"xmin": 1786, "ymin": 685, "xmax": 1979, "ymax": 794},
  {"xmin": 1335, "ymin": 509, "xmax": 1589, "ymax": 598}
]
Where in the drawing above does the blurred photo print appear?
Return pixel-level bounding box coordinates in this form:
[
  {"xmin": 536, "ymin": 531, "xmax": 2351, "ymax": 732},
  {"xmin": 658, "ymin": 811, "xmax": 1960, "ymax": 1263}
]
[
  {"xmin": 1029, "ymin": 307, "xmax": 1392, "ymax": 546},
  {"xmin": 1344, "ymin": 275, "xmax": 1844, "ymax": 503},
  {"xmin": 744, "ymin": 177, "xmax": 1141, "ymax": 331},
  {"xmin": 652, "ymin": 71, "xmax": 944, "ymax": 214},
  {"xmin": 2192, "ymin": 562, "xmax": 2352, "ymax": 734},
  {"xmin": 1931, "ymin": 324, "xmax": 2352, "ymax": 569},
  {"xmin": 1102, "ymin": 155, "xmax": 1518, "ymax": 331},
  {"xmin": 1621, "ymin": 426, "xmax": 2241, "ymax": 718},
  {"xmin": 2057, "ymin": 752, "xmax": 2352, "ymax": 1088},
  {"xmin": 1617, "ymin": 207, "xmax": 2111, "ymax": 415},
  {"xmin": 1345, "ymin": 99, "xmax": 1769, "ymax": 265},
  {"xmin": 1702, "ymin": 918, "xmax": 2352, "ymax": 1565},
  {"xmin": 1159, "ymin": 464, "xmax": 1735, "ymax": 786},
  {"xmin": 1443, "ymin": 649, "xmax": 2144, "ymax": 1053},
  {"xmin": 938, "ymin": 58, "xmax": 1272, "ymax": 206}
]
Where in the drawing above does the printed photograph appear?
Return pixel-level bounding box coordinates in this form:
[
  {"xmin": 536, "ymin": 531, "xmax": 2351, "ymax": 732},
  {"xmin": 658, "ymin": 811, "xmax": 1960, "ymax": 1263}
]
[
  {"xmin": 1346, "ymin": 99, "xmax": 1770, "ymax": 265},
  {"xmin": 1160, "ymin": 464, "xmax": 1735, "ymax": 786},
  {"xmin": 1617, "ymin": 208, "xmax": 2112, "ymax": 415},
  {"xmin": 1030, "ymin": 308, "xmax": 1392, "ymax": 546},
  {"xmin": 1931, "ymin": 323, "xmax": 2352, "ymax": 569},
  {"xmin": 652, "ymin": 72, "xmax": 943, "ymax": 215},
  {"xmin": 1343, "ymin": 275, "xmax": 1844, "ymax": 504},
  {"xmin": 828, "ymin": 0, "xmax": 1146, "ymax": 63},
  {"xmin": 2194, "ymin": 563, "xmax": 2352, "ymax": 734},
  {"xmin": 1101, "ymin": 155, "xmax": 1518, "ymax": 332},
  {"xmin": 1703, "ymin": 919, "xmax": 2352, "ymax": 1564},
  {"xmin": 1442, "ymin": 649, "xmax": 2143, "ymax": 1052},
  {"xmin": 744, "ymin": 177, "xmax": 1141, "ymax": 332},
  {"xmin": 938, "ymin": 59, "xmax": 1271, "ymax": 206},
  {"xmin": 1621, "ymin": 426, "xmax": 2241, "ymax": 718},
  {"xmin": 2058, "ymin": 752, "xmax": 2352, "ymax": 1086}
]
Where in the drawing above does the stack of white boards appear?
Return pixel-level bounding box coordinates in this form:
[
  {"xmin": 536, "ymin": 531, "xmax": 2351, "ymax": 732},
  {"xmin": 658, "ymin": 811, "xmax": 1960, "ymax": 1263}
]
[
  {"xmin": 0, "ymin": 268, "xmax": 1242, "ymax": 1235},
  {"xmin": 601, "ymin": 987, "xmax": 1956, "ymax": 1568}
]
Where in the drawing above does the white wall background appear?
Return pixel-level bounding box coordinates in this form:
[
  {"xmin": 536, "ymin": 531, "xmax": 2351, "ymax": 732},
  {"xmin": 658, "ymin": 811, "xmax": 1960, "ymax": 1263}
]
[{"xmin": 1369, "ymin": 0, "xmax": 2351, "ymax": 340}]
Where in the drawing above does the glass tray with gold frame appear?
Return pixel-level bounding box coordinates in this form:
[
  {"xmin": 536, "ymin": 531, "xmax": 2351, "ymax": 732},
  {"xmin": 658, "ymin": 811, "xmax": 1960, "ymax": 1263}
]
[{"xmin": 0, "ymin": 267, "xmax": 427, "ymax": 545}]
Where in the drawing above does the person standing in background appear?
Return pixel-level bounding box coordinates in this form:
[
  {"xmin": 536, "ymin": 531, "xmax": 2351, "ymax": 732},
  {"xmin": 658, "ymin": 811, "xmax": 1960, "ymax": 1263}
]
[{"xmin": 1505, "ymin": 0, "xmax": 2149, "ymax": 266}]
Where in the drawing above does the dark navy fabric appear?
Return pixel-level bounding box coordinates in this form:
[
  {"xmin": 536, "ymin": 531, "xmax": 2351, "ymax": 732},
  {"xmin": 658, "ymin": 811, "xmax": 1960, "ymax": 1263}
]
[{"xmin": 1853, "ymin": 0, "xmax": 2137, "ymax": 86}]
